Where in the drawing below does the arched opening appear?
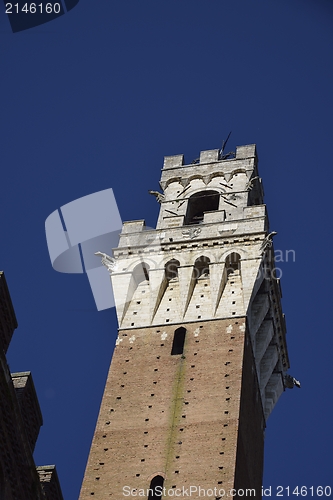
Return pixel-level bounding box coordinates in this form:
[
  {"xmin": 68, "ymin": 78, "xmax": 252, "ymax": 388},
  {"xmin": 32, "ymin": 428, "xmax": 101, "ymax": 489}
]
[
  {"xmin": 148, "ymin": 475, "xmax": 164, "ymax": 500},
  {"xmin": 165, "ymin": 259, "xmax": 180, "ymax": 281},
  {"xmin": 171, "ymin": 327, "xmax": 187, "ymax": 355},
  {"xmin": 185, "ymin": 190, "xmax": 220, "ymax": 225},
  {"xmin": 194, "ymin": 256, "xmax": 210, "ymax": 279},
  {"xmin": 225, "ymin": 253, "xmax": 241, "ymax": 276},
  {"xmin": 132, "ymin": 262, "xmax": 150, "ymax": 284}
]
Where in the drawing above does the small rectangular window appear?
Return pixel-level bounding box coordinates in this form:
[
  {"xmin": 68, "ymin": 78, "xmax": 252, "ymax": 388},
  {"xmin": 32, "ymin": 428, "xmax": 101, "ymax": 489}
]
[{"xmin": 171, "ymin": 327, "xmax": 186, "ymax": 355}]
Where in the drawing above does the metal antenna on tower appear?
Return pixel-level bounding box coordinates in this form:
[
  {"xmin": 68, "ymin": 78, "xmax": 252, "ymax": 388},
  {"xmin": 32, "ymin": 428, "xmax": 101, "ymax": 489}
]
[
  {"xmin": 219, "ymin": 131, "xmax": 235, "ymax": 160},
  {"xmin": 221, "ymin": 131, "xmax": 232, "ymax": 154}
]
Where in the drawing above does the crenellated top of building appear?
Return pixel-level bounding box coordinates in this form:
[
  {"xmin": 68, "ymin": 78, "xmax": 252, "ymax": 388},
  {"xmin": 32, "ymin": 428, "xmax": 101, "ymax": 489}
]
[
  {"xmin": 162, "ymin": 144, "xmax": 257, "ymax": 169},
  {"xmin": 155, "ymin": 144, "xmax": 263, "ymax": 231},
  {"xmin": 114, "ymin": 144, "xmax": 267, "ymax": 254},
  {"xmin": 160, "ymin": 144, "xmax": 258, "ymax": 188}
]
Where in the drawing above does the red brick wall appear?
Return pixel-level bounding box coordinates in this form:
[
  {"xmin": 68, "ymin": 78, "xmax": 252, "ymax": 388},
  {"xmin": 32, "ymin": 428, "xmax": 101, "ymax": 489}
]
[{"xmin": 80, "ymin": 318, "xmax": 264, "ymax": 499}]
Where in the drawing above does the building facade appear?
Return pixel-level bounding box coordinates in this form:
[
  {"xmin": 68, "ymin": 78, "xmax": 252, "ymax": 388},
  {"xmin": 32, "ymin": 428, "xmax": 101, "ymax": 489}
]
[
  {"xmin": 80, "ymin": 144, "xmax": 292, "ymax": 499},
  {"xmin": 0, "ymin": 271, "xmax": 63, "ymax": 500}
]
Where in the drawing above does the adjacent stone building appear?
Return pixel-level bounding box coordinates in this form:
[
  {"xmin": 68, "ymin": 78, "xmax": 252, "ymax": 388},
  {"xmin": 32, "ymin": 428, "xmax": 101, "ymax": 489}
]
[
  {"xmin": 80, "ymin": 144, "xmax": 295, "ymax": 499},
  {"xmin": 0, "ymin": 271, "xmax": 63, "ymax": 500}
]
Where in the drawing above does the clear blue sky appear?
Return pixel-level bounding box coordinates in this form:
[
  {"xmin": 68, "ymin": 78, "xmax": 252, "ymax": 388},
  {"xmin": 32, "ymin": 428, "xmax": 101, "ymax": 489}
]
[{"xmin": 1, "ymin": 1, "xmax": 332, "ymax": 498}]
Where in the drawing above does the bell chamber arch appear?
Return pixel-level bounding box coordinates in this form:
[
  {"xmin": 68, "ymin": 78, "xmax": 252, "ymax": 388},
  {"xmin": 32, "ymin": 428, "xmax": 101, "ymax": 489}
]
[{"xmin": 184, "ymin": 190, "xmax": 220, "ymax": 225}]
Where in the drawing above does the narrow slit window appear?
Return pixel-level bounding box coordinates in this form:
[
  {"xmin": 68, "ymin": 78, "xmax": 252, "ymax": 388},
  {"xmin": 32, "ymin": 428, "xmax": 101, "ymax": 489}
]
[{"xmin": 171, "ymin": 327, "xmax": 186, "ymax": 355}]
